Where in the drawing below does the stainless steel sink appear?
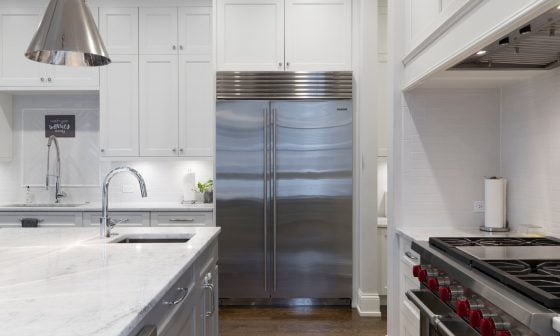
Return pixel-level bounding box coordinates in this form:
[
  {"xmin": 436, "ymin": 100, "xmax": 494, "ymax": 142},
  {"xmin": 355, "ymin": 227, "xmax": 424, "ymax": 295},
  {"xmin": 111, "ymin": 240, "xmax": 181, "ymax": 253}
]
[
  {"xmin": 3, "ymin": 203, "xmax": 87, "ymax": 208},
  {"xmin": 110, "ymin": 234, "xmax": 191, "ymax": 244}
]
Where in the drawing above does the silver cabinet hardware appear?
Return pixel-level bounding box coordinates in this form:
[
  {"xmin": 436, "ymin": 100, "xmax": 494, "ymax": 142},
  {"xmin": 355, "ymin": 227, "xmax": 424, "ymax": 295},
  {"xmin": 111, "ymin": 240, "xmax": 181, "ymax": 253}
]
[
  {"xmin": 278, "ymin": 62, "xmax": 282, "ymax": 67},
  {"xmin": 405, "ymin": 251, "xmax": 418, "ymax": 261},
  {"xmin": 18, "ymin": 218, "xmax": 44, "ymax": 222},
  {"xmin": 172, "ymin": 45, "xmax": 177, "ymax": 50},
  {"xmin": 100, "ymin": 149, "xmax": 105, "ymax": 153},
  {"xmin": 179, "ymin": 148, "xmax": 184, "ymax": 153},
  {"xmin": 179, "ymin": 45, "xmax": 183, "ymax": 50},
  {"xmin": 286, "ymin": 62, "xmax": 290, "ymax": 67},
  {"xmin": 163, "ymin": 287, "xmax": 188, "ymax": 305},
  {"xmin": 172, "ymin": 148, "xmax": 177, "ymax": 153},
  {"xmin": 263, "ymin": 107, "xmax": 269, "ymax": 291},
  {"xmin": 47, "ymin": 77, "xmax": 52, "ymax": 82},
  {"xmin": 272, "ymin": 107, "xmax": 277, "ymax": 291},
  {"xmin": 169, "ymin": 218, "xmax": 194, "ymax": 222},
  {"xmin": 202, "ymin": 273, "xmax": 215, "ymax": 317},
  {"xmin": 40, "ymin": 77, "xmax": 45, "ymax": 82}
]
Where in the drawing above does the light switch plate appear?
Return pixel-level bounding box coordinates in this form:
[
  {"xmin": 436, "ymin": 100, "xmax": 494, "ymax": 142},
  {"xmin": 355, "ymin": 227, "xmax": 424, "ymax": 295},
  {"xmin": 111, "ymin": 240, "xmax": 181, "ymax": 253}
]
[{"xmin": 473, "ymin": 200, "xmax": 485, "ymax": 213}]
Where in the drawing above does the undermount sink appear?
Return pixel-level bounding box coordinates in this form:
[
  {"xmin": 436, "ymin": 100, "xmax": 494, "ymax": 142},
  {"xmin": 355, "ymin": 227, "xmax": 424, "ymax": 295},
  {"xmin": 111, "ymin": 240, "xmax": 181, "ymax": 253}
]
[
  {"xmin": 3, "ymin": 203, "xmax": 88, "ymax": 208},
  {"xmin": 110, "ymin": 234, "xmax": 191, "ymax": 244}
]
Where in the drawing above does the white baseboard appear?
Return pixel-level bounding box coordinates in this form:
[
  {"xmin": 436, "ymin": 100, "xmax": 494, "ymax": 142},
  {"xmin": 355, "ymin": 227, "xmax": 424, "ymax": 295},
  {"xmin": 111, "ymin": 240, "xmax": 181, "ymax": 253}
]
[{"xmin": 356, "ymin": 289, "xmax": 381, "ymax": 317}]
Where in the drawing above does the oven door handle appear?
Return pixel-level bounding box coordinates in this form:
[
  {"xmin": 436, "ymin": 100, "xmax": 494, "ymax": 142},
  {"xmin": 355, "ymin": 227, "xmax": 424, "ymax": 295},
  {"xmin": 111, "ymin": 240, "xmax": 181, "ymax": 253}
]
[{"xmin": 406, "ymin": 290, "xmax": 444, "ymax": 326}]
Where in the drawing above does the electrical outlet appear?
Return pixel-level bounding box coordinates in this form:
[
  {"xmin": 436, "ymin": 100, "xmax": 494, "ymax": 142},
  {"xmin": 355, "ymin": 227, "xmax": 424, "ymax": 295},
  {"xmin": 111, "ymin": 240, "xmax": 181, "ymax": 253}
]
[
  {"xmin": 473, "ymin": 201, "xmax": 485, "ymax": 213},
  {"xmin": 122, "ymin": 184, "xmax": 134, "ymax": 193}
]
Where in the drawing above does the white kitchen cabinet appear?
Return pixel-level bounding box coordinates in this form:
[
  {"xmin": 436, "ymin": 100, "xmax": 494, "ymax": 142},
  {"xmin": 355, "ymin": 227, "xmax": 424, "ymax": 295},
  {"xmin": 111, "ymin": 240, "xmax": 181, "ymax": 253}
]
[
  {"xmin": 100, "ymin": 54, "xmax": 139, "ymax": 157},
  {"xmin": 179, "ymin": 55, "xmax": 214, "ymax": 157},
  {"xmin": 0, "ymin": 8, "xmax": 45, "ymax": 87},
  {"xmin": 179, "ymin": 7, "xmax": 212, "ymax": 57},
  {"xmin": 284, "ymin": 0, "xmax": 352, "ymax": 71},
  {"xmin": 99, "ymin": 7, "xmax": 139, "ymax": 54},
  {"xmin": 401, "ymin": 298, "xmax": 421, "ymax": 336},
  {"xmin": 378, "ymin": 226, "xmax": 387, "ymax": 296},
  {"xmin": 0, "ymin": 7, "xmax": 99, "ymax": 89},
  {"xmin": 0, "ymin": 93, "xmax": 12, "ymax": 161},
  {"xmin": 399, "ymin": 235, "xmax": 420, "ymax": 336},
  {"xmin": 139, "ymin": 54, "xmax": 179, "ymax": 157},
  {"xmin": 139, "ymin": 7, "xmax": 179, "ymax": 55},
  {"xmin": 151, "ymin": 212, "xmax": 213, "ymax": 227},
  {"xmin": 0, "ymin": 212, "xmax": 83, "ymax": 228},
  {"xmin": 217, "ymin": 0, "xmax": 284, "ymax": 71},
  {"xmin": 82, "ymin": 212, "xmax": 149, "ymax": 227}
]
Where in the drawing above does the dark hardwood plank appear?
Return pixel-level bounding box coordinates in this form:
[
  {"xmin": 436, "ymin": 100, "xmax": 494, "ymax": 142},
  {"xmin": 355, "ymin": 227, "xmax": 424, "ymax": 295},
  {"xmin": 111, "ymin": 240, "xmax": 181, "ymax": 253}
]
[{"xmin": 219, "ymin": 306, "xmax": 387, "ymax": 336}]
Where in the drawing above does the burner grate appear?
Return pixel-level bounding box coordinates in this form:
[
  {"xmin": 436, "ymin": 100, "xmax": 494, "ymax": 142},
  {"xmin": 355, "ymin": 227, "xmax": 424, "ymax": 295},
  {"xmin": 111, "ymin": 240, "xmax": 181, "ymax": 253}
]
[
  {"xmin": 538, "ymin": 262, "xmax": 560, "ymax": 276},
  {"xmin": 476, "ymin": 238, "xmax": 527, "ymax": 246},
  {"xmin": 487, "ymin": 260, "xmax": 531, "ymax": 275},
  {"xmin": 517, "ymin": 275, "xmax": 560, "ymax": 296}
]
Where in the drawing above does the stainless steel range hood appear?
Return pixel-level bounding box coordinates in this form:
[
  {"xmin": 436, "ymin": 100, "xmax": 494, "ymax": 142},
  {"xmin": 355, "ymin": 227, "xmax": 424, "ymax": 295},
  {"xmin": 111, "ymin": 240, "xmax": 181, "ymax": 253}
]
[{"xmin": 453, "ymin": 7, "xmax": 560, "ymax": 70}]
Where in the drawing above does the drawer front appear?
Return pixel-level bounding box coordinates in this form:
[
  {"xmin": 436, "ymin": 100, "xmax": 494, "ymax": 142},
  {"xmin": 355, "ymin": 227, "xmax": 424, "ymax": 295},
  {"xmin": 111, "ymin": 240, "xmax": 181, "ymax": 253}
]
[
  {"xmin": 83, "ymin": 212, "xmax": 150, "ymax": 227},
  {"xmin": 151, "ymin": 212, "xmax": 212, "ymax": 227},
  {"xmin": 0, "ymin": 212, "xmax": 82, "ymax": 227}
]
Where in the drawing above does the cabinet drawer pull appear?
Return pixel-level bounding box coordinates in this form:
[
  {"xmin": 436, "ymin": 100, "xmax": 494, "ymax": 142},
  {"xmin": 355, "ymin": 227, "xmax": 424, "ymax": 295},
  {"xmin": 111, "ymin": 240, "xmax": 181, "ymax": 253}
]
[
  {"xmin": 405, "ymin": 251, "xmax": 418, "ymax": 261},
  {"xmin": 163, "ymin": 287, "xmax": 188, "ymax": 305},
  {"xmin": 169, "ymin": 218, "xmax": 195, "ymax": 222},
  {"xmin": 202, "ymin": 273, "xmax": 215, "ymax": 317}
]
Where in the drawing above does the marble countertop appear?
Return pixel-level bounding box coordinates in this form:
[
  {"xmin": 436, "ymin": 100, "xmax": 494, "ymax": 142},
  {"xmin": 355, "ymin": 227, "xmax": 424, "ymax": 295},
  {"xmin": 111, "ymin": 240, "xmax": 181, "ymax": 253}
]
[
  {"xmin": 0, "ymin": 226, "xmax": 220, "ymax": 336},
  {"xmin": 0, "ymin": 202, "xmax": 214, "ymax": 212},
  {"xmin": 395, "ymin": 226, "xmax": 541, "ymax": 242}
]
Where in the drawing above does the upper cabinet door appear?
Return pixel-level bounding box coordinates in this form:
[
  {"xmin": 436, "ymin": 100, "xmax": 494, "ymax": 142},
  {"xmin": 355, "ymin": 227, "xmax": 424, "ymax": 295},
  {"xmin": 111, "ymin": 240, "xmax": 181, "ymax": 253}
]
[
  {"xmin": 217, "ymin": 0, "xmax": 284, "ymax": 71},
  {"xmin": 99, "ymin": 7, "xmax": 139, "ymax": 54},
  {"xmin": 285, "ymin": 0, "xmax": 352, "ymax": 71},
  {"xmin": 139, "ymin": 55, "xmax": 179, "ymax": 157},
  {"xmin": 179, "ymin": 55, "xmax": 214, "ymax": 157},
  {"xmin": 100, "ymin": 54, "xmax": 139, "ymax": 157},
  {"xmin": 0, "ymin": 8, "xmax": 45, "ymax": 87},
  {"xmin": 178, "ymin": 7, "xmax": 212, "ymax": 57},
  {"xmin": 139, "ymin": 8, "xmax": 178, "ymax": 55}
]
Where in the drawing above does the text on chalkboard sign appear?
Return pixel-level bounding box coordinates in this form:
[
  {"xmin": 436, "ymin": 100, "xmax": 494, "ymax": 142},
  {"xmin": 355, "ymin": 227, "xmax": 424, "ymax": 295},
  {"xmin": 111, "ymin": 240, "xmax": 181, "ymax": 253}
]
[{"xmin": 45, "ymin": 115, "xmax": 75, "ymax": 138}]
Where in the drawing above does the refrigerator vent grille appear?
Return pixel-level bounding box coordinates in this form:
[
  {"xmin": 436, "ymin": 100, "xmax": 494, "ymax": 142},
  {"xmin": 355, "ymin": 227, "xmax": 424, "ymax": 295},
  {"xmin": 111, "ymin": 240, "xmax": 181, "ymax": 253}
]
[{"xmin": 216, "ymin": 71, "xmax": 353, "ymax": 100}]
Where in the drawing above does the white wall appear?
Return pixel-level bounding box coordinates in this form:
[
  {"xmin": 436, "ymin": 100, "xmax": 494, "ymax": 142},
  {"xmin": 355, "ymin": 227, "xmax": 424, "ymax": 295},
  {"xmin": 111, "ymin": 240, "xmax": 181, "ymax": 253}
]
[
  {"xmin": 500, "ymin": 69, "xmax": 560, "ymax": 233},
  {"xmin": 0, "ymin": 94, "xmax": 213, "ymax": 204},
  {"xmin": 399, "ymin": 88, "xmax": 500, "ymax": 228}
]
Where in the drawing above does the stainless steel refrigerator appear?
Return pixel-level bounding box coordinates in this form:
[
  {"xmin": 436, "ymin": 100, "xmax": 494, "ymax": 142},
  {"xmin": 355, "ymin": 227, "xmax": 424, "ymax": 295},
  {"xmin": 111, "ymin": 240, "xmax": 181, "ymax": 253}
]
[{"xmin": 216, "ymin": 72, "xmax": 353, "ymax": 305}]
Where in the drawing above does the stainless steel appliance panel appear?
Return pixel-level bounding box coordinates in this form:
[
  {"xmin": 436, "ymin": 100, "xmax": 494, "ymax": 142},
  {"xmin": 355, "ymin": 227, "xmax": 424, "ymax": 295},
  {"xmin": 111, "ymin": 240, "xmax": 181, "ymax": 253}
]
[
  {"xmin": 271, "ymin": 101, "xmax": 353, "ymax": 299},
  {"xmin": 457, "ymin": 246, "xmax": 560, "ymax": 260},
  {"xmin": 216, "ymin": 100, "xmax": 269, "ymax": 299}
]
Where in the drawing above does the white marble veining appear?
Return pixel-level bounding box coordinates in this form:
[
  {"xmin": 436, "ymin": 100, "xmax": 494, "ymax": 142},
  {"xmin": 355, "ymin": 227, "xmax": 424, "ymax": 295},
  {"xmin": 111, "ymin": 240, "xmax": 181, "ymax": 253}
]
[
  {"xmin": 0, "ymin": 227, "xmax": 220, "ymax": 336},
  {"xmin": 0, "ymin": 202, "xmax": 213, "ymax": 212}
]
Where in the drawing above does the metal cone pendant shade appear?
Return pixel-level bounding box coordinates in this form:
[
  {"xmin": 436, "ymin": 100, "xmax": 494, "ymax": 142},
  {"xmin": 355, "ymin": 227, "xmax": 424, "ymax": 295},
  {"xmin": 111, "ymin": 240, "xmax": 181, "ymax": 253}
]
[{"xmin": 25, "ymin": 0, "xmax": 110, "ymax": 67}]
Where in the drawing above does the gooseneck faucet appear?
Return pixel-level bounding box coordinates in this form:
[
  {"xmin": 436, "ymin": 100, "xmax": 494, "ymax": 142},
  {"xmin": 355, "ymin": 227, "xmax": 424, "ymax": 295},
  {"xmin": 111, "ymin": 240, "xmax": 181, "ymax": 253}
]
[
  {"xmin": 46, "ymin": 135, "xmax": 65, "ymax": 203},
  {"xmin": 101, "ymin": 167, "xmax": 148, "ymax": 238}
]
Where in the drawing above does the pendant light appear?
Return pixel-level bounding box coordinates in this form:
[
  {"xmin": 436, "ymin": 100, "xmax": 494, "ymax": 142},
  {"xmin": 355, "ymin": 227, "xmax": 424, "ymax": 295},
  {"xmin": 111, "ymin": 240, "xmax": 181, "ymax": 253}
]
[{"xmin": 25, "ymin": 0, "xmax": 110, "ymax": 67}]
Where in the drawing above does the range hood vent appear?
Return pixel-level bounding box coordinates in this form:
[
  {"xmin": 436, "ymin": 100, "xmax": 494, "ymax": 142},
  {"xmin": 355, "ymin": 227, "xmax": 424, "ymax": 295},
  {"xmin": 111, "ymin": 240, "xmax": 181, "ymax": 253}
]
[{"xmin": 452, "ymin": 8, "xmax": 560, "ymax": 70}]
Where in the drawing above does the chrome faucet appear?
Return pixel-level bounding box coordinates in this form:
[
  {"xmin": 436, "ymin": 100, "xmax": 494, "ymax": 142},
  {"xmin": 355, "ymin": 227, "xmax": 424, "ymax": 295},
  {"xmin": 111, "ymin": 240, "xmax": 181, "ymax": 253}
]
[
  {"xmin": 46, "ymin": 135, "xmax": 65, "ymax": 203},
  {"xmin": 100, "ymin": 167, "xmax": 147, "ymax": 238}
]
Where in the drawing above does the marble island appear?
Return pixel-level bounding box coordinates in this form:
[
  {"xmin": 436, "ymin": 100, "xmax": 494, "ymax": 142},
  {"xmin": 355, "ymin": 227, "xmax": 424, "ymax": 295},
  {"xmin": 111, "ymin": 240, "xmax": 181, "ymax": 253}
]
[{"xmin": 0, "ymin": 227, "xmax": 220, "ymax": 336}]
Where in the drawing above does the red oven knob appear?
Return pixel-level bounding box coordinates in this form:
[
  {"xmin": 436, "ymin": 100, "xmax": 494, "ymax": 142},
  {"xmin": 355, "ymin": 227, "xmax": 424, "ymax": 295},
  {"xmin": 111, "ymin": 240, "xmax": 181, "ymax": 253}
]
[
  {"xmin": 480, "ymin": 317, "xmax": 496, "ymax": 336},
  {"xmin": 418, "ymin": 269, "xmax": 428, "ymax": 283},
  {"xmin": 496, "ymin": 332, "xmax": 512, "ymax": 336},
  {"xmin": 427, "ymin": 277, "xmax": 439, "ymax": 291},
  {"xmin": 412, "ymin": 265, "xmax": 422, "ymax": 277},
  {"xmin": 439, "ymin": 287, "xmax": 452, "ymax": 302},
  {"xmin": 455, "ymin": 298, "xmax": 470, "ymax": 318},
  {"xmin": 469, "ymin": 309, "xmax": 483, "ymax": 328}
]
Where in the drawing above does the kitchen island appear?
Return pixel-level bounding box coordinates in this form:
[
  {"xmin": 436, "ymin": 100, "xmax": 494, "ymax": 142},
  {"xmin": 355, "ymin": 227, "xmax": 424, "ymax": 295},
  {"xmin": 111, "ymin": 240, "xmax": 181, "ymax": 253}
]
[{"xmin": 0, "ymin": 227, "xmax": 220, "ymax": 336}]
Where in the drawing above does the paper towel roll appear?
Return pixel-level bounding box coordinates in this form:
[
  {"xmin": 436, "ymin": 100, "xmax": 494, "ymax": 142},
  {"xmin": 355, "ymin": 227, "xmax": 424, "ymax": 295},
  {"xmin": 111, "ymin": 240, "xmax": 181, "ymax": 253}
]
[
  {"xmin": 484, "ymin": 177, "xmax": 507, "ymax": 229},
  {"xmin": 183, "ymin": 171, "xmax": 196, "ymax": 203}
]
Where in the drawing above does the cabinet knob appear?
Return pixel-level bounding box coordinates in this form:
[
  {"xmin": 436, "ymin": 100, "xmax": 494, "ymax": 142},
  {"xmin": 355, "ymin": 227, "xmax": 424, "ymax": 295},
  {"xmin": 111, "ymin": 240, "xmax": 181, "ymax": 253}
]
[
  {"xmin": 179, "ymin": 45, "xmax": 183, "ymax": 50},
  {"xmin": 40, "ymin": 77, "xmax": 45, "ymax": 82},
  {"xmin": 179, "ymin": 148, "xmax": 184, "ymax": 153},
  {"xmin": 172, "ymin": 45, "xmax": 177, "ymax": 50},
  {"xmin": 172, "ymin": 148, "xmax": 177, "ymax": 153},
  {"xmin": 100, "ymin": 149, "xmax": 105, "ymax": 153},
  {"xmin": 286, "ymin": 62, "xmax": 290, "ymax": 67},
  {"xmin": 47, "ymin": 77, "xmax": 52, "ymax": 82},
  {"xmin": 278, "ymin": 62, "xmax": 283, "ymax": 67}
]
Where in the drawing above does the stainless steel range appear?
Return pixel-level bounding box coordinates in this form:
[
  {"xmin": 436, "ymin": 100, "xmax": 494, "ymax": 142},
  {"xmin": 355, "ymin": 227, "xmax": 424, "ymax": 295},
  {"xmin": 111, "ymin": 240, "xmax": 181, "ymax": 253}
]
[{"xmin": 408, "ymin": 237, "xmax": 560, "ymax": 336}]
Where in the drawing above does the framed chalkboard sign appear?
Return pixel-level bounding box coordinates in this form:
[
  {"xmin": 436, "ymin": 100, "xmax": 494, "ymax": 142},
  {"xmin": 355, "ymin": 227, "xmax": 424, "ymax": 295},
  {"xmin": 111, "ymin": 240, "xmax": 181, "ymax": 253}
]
[{"xmin": 45, "ymin": 115, "xmax": 75, "ymax": 138}]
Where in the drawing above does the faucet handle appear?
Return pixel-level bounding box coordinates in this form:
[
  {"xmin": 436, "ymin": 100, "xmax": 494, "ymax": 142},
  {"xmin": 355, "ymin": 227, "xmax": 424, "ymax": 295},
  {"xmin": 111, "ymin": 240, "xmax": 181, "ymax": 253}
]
[{"xmin": 109, "ymin": 218, "xmax": 129, "ymax": 228}]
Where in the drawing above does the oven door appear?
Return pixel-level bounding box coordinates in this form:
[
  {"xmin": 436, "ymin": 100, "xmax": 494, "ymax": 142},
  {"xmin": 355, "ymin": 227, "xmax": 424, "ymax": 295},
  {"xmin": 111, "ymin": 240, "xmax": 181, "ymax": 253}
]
[{"xmin": 406, "ymin": 290, "xmax": 479, "ymax": 336}]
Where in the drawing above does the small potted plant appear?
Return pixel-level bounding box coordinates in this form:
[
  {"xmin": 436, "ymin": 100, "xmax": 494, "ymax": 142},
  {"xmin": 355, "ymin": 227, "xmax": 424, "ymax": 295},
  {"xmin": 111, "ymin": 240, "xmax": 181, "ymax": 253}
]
[{"xmin": 197, "ymin": 179, "xmax": 214, "ymax": 203}]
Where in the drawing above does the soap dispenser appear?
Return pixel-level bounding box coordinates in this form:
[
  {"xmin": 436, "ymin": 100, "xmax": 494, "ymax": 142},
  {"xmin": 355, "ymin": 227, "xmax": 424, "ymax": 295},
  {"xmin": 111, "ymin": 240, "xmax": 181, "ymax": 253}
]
[{"xmin": 25, "ymin": 186, "xmax": 34, "ymax": 204}]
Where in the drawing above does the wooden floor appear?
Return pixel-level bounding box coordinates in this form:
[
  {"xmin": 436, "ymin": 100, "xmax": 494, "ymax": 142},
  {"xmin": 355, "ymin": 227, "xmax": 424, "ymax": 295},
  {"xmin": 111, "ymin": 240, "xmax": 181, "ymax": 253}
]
[{"xmin": 219, "ymin": 306, "xmax": 387, "ymax": 336}]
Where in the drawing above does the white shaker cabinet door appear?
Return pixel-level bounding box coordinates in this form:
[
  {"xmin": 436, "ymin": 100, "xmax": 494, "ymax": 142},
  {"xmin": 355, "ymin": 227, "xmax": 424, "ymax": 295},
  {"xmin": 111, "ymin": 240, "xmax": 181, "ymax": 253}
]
[
  {"xmin": 139, "ymin": 54, "xmax": 179, "ymax": 157},
  {"xmin": 99, "ymin": 7, "xmax": 139, "ymax": 54},
  {"xmin": 217, "ymin": 0, "xmax": 284, "ymax": 71},
  {"xmin": 179, "ymin": 55, "xmax": 214, "ymax": 157},
  {"xmin": 0, "ymin": 8, "xmax": 45, "ymax": 87},
  {"xmin": 178, "ymin": 7, "xmax": 212, "ymax": 57},
  {"xmin": 44, "ymin": 63, "xmax": 99, "ymax": 88},
  {"xmin": 100, "ymin": 55, "xmax": 139, "ymax": 157},
  {"xmin": 139, "ymin": 7, "xmax": 178, "ymax": 55},
  {"xmin": 284, "ymin": 0, "xmax": 352, "ymax": 71}
]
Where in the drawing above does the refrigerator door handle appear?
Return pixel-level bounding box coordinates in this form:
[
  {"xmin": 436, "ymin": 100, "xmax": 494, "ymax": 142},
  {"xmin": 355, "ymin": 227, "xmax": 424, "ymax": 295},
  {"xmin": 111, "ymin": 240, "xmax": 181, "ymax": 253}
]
[
  {"xmin": 263, "ymin": 107, "xmax": 269, "ymax": 292},
  {"xmin": 272, "ymin": 107, "xmax": 278, "ymax": 292}
]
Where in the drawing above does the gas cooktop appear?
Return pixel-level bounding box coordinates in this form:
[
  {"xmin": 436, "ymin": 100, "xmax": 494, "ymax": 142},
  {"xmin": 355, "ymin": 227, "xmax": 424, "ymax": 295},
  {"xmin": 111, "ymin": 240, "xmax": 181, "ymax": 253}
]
[{"xmin": 429, "ymin": 236, "xmax": 560, "ymax": 309}]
